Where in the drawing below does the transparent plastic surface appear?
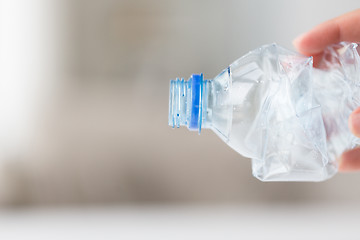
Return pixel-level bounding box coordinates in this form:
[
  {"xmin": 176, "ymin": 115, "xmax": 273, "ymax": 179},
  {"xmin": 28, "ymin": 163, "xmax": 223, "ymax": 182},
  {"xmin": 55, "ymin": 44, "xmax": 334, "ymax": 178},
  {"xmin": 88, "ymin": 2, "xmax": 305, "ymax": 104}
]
[{"xmin": 169, "ymin": 42, "xmax": 360, "ymax": 181}]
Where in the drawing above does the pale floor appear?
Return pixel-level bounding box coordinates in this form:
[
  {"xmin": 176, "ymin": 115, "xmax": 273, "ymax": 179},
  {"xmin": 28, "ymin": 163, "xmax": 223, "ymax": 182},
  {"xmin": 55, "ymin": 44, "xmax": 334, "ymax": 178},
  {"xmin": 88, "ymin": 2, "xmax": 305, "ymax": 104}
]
[{"xmin": 0, "ymin": 204, "xmax": 357, "ymax": 240}]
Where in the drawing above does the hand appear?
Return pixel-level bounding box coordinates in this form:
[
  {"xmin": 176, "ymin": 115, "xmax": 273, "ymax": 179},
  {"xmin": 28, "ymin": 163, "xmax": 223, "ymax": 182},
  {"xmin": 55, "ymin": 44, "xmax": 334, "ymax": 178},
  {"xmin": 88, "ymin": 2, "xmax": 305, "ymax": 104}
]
[{"xmin": 293, "ymin": 9, "xmax": 360, "ymax": 172}]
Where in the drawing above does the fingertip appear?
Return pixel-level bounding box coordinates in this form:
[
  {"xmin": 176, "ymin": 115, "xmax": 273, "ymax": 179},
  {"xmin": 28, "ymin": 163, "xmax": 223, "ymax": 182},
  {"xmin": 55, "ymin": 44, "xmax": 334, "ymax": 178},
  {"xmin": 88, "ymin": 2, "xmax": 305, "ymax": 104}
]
[
  {"xmin": 339, "ymin": 148, "xmax": 360, "ymax": 172},
  {"xmin": 348, "ymin": 107, "xmax": 360, "ymax": 137},
  {"xmin": 293, "ymin": 30, "xmax": 322, "ymax": 57},
  {"xmin": 338, "ymin": 153, "xmax": 350, "ymax": 172},
  {"xmin": 293, "ymin": 33, "xmax": 306, "ymax": 51}
]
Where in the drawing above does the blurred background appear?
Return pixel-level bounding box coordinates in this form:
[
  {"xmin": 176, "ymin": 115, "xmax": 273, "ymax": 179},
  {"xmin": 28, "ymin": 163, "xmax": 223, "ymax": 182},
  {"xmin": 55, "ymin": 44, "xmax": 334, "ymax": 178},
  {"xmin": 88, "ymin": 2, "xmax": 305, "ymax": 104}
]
[{"xmin": 0, "ymin": 0, "xmax": 360, "ymax": 239}]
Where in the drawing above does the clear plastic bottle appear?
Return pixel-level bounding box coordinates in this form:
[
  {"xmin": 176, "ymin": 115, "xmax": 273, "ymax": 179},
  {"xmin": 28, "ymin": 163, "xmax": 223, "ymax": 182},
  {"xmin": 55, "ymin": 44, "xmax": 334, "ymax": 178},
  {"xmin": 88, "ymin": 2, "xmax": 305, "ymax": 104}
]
[{"xmin": 168, "ymin": 42, "xmax": 360, "ymax": 182}]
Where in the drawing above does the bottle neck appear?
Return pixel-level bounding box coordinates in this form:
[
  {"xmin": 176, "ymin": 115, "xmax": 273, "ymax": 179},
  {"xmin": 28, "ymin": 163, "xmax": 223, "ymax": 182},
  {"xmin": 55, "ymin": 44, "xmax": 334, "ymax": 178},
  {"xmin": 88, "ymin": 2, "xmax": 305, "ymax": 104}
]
[{"xmin": 168, "ymin": 74, "xmax": 211, "ymax": 133}]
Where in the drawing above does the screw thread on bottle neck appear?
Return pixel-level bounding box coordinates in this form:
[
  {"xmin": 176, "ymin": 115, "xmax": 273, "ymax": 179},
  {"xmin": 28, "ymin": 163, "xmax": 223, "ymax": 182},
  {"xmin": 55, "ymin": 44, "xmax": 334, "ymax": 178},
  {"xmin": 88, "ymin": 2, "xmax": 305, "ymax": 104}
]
[{"xmin": 168, "ymin": 74, "xmax": 207, "ymax": 133}]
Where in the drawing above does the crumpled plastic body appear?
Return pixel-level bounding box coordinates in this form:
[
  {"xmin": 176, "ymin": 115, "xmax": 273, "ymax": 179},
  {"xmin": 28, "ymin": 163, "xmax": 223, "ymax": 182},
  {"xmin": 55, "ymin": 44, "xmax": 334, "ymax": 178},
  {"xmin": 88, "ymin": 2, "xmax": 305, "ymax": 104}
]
[{"xmin": 225, "ymin": 42, "xmax": 360, "ymax": 181}]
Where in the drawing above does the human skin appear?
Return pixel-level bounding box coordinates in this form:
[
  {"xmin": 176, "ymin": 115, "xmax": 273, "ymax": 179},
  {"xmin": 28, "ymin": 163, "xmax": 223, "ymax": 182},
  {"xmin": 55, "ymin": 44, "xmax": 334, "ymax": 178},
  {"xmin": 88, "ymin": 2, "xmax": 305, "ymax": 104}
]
[{"xmin": 293, "ymin": 9, "xmax": 360, "ymax": 172}]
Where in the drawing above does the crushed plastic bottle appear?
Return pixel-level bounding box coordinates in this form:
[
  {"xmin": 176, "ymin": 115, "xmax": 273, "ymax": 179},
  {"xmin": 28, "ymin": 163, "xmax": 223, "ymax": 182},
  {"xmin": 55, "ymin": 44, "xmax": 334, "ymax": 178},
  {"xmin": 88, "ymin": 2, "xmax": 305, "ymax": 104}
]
[{"xmin": 168, "ymin": 42, "xmax": 360, "ymax": 182}]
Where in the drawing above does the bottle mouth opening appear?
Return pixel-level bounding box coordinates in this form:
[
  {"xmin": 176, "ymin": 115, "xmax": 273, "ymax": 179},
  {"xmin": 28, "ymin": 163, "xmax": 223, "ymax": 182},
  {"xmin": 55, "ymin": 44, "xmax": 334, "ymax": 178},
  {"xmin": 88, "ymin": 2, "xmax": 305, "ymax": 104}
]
[{"xmin": 168, "ymin": 74, "xmax": 204, "ymax": 133}]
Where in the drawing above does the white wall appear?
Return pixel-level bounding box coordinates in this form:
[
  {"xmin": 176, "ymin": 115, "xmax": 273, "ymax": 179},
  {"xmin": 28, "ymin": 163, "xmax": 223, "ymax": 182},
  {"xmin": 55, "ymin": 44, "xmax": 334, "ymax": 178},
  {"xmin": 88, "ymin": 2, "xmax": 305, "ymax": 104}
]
[{"xmin": 0, "ymin": 0, "xmax": 359, "ymax": 205}]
